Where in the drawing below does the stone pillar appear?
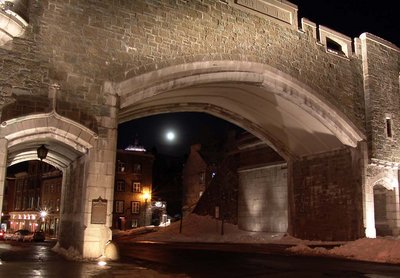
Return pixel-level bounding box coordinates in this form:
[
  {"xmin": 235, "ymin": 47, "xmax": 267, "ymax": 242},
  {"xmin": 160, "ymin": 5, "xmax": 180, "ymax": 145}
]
[
  {"xmin": 0, "ymin": 139, "xmax": 7, "ymax": 223},
  {"xmin": 290, "ymin": 147, "xmax": 364, "ymax": 241},
  {"xmin": 57, "ymin": 82, "xmax": 118, "ymax": 259},
  {"xmin": 238, "ymin": 163, "xmax": 288, "ymax": 233}
]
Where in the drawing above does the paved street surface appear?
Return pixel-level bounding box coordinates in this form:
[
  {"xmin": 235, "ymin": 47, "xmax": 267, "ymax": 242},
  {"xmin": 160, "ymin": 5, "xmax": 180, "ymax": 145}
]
[
  {"xmin": 118, "ymin": 240, "xmax": 400, "ymax": 277},
  {"xmin": 1, "ymin": 239, "xmax": 400, "ymax": 277},
  {"xmin": 0, "ymin": 240, "xmax": 186, "ymax": 277}
]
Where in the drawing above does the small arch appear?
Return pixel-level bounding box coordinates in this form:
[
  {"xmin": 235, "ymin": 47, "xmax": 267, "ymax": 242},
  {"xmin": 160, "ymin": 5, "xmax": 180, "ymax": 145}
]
[{"xmin": 0, "ymin": 112, "xmax": 98, "ymax": 169}]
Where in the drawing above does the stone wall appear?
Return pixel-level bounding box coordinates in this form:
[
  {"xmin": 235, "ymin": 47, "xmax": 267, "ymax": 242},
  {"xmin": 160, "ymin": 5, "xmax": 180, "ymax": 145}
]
[
  {"xmin": 238, "ymin": 163, "xmax": 288, "ymax": 233},
  {"xmin": 290, "ymin": 147, "xmax": 364, "ymax": 241},
  {"xmin": 1, "ymin": 0, "xmax": 366, "ymax": 132},
  {"xmin": 361, "ymin": 34, "xmax": 400, "ymax": 163}
]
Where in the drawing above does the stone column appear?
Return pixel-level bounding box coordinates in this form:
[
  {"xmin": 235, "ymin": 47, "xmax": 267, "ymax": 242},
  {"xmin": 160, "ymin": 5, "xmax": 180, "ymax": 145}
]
[
  {"xmin": 81, "ymin": 134, "xmax": 117, "ymax": 258},
  {"xmin": 80, "ymin": 82, "xmax": 118, "ymax": 258}
]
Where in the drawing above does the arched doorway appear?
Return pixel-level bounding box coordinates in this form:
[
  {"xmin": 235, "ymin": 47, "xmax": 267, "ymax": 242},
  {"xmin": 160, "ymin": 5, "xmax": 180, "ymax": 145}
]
[
  {"xmin": 0, "ymin": 112, "xmax": 109, "ymax": 258},
  {"xmin": 373, "ymin": 182, "xmax": 400, "ymax": 236}
]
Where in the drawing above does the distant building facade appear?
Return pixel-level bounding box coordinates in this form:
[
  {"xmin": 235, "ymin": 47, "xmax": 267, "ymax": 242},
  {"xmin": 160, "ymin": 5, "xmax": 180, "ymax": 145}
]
[
  {"xmin": 182, "ymin": 144, "xmax": 217, "ymax": 215},
  {"xmin": 2, "ymin": 161, "xmax": 62, "ymax": 236},
  {"xmin": 185, "ymin": 132, "xmax": 288, "ymax": 234},
  {"xmin": 113, "ymin": 148, "xmax": 154, "ymax": 230}
]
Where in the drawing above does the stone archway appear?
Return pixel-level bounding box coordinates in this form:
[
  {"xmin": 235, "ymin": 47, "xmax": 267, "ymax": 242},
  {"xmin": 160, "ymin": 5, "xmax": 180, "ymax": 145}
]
[
  {"xmin": 115, "ymin": 61, "xmax": 367, "ymax": 241},
  {"xmin": 0, "ymin": 112, "xmax": 114, "ymax": 258},
  {"xmin": 117, "ymin": 61, "xmax": 365, "ymax": 159}
]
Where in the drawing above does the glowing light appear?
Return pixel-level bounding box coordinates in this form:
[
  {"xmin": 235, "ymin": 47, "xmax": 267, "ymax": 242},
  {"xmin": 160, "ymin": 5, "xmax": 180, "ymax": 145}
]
[
  {"xmin": 98, "ymin": 261, "xmax": 107, "ymax": 266},
  {"xmin": 142, "ymin": 190, "xmax": 151, "ymax": 201},
  {"xmin": 40, "ymin": 211, "xmax": 48, "ymax": 218},
  {"xmin": 166, "ymin": 131, "xmax": 175, "ymax": 141}
]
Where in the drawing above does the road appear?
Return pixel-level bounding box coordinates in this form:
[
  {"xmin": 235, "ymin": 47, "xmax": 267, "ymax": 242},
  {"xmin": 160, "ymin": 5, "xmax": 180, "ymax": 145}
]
[
  {"xmin": 116, "ymin": 240, "xmax": 400, "ymax": 277},
  {"xmin": 1, "ymin": 239, "xmax": 400, "ymax": 277},
  {"xmin": 0, "ymin": 240, "xmax": 181, "ymax": 277}
]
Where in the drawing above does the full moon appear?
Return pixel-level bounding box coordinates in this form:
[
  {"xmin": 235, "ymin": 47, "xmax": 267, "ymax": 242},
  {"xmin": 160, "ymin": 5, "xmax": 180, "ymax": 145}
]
[{"xmin": 166, "ymin": 131, "xmax": 175, "ymax": 141}]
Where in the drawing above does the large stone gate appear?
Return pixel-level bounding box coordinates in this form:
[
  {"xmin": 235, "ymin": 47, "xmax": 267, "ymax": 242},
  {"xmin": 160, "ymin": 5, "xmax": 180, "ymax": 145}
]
[{"xmin": 0, "ymin": 0, "xmax": 399, "ymax": 258}]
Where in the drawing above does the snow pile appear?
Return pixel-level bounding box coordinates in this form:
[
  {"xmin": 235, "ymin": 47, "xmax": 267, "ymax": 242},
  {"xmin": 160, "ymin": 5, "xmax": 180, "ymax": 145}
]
[
  {"xmin": 287, "ymin": 237, "xmax": 400, "ymax": 264},
  {"xmin": 329, "ymin": 238, "xmax": 400, "ymax": 264},
  {"xmin": 133, "ymin": 214, "xmax": 286, "ymax": 243},
  {"xmin": 52, "ymin": 242, "xmax": 83, "ymax": 260}
]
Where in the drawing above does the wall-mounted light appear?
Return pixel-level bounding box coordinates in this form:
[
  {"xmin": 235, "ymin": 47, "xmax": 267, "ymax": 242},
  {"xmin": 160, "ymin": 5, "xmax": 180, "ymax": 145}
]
[{"xmin": 37, "ymin": 145, "xmax": 48, "ymax": 161}]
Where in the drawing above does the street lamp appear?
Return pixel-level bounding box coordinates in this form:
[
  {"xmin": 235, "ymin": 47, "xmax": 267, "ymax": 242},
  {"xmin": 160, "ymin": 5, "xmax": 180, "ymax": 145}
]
[{"xmin": 142, "ymin": 189, "xmax": 151, "ymax": 226}]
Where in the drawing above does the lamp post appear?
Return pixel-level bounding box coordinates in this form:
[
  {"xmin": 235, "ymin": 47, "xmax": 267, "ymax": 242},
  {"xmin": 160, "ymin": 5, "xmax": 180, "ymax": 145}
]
[{"xmin": 142, "ymin": 190, "xmax": 151, "ymax": 227}]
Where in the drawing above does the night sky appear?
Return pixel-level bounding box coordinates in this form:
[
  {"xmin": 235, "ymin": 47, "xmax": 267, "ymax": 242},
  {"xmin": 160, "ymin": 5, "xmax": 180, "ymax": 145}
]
[
  {"xmin": 118, "ymin": 1, "xmax": 398, "ymax": 157},
  {"xmin": 293, "ymin": 0, "xmax": 398, "ymax": 46}
]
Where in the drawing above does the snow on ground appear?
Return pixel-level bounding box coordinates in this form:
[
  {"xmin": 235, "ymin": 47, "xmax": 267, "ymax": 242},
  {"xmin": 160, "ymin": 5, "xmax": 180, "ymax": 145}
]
[{"xmin": 115, "ymin": 214, "xmax": 400, "ymax": 265}]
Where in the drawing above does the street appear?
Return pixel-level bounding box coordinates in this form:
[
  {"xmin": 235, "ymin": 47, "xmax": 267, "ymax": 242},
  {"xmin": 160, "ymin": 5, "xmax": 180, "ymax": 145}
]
[
  {"xmin": 116, "ymin": 240, "xmax": 400, "ymax": 277},
  {"xmin": 0, "ymin": 240, "xmax": 185, "ymax": 277},
  {"xmin": 1, "ymin": 239, "xmax": 400, "ymax": 277}
]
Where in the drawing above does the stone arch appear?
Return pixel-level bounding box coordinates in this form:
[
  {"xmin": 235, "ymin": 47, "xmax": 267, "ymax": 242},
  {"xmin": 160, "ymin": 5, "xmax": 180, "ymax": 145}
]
[
  {"xmin": 117, "ymin": 61, "xmax": 365, "ymax": 159},
  {"xmin": 371, "ymin": 177, "xmax": 400, "ymax": 237},
  {"xmin": 0, "ymin": 112, "xmax": 97, "ymax": 168},
  {"xmin": 0, "ymin": 112, "xmax": 99, "ymax": 257}
]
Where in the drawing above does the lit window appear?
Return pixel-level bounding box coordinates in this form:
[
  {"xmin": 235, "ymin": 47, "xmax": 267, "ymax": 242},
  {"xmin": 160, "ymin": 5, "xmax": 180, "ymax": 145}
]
[
  {"xmin": 115, "ymin": 201, "xmax": 124, "ymax": 213},
  {"xmin": 131, "ymin": 201, "xmax": 140, "ymax": 214},
  {"xmin": 116, "ymin": 180, "xmax": 125, "ymax": 192},
  {"xmin": 132, "ymin": 182, "xmax": 141, "ymax": 193}
]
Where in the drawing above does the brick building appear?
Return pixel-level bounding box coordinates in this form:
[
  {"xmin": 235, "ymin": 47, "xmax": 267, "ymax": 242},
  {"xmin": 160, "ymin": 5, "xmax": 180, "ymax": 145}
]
[
  {"xmin": 2, "ymin": 161, "xmax": 62, "ymax": 236},
  {"xmin": 113, "ymin": 147, "xmax": 154, "ymax": 230}
]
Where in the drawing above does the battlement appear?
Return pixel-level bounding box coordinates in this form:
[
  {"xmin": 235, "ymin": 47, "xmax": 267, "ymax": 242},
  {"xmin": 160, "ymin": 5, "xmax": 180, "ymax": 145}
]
[{"xmin": 228, "ymin": 0, "xmax": 397, "ymax": 58}]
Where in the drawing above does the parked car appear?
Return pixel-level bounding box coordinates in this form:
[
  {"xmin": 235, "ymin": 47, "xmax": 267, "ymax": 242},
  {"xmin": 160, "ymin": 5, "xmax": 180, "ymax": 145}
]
[
  {"xmin": 11, "ymin": 229, "xmax": 30, "ymax": 241},
  {"xmin": 24, "ymin": 231, "xmax": 45, "ymax": 242},
  {"xmin": 3, "ymin": 231, "xmax": 14, "ymax": 241}
]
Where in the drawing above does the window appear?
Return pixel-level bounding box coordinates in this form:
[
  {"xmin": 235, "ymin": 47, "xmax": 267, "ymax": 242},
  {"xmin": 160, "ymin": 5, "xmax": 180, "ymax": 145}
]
[
  {"xmin": 115, "ymin": 201, "xmax": 124, "ymax": 213},
  {"xmin": 386, "ymin": 117, "xmax": 393, "ymax": 138},
  {"xmin": 133, "ymin": 163, "xmax": 142, "ymax": 174},
  {"xmin": 132, "ymin": 182, "xmax": 141, "ymax": 193},
  {"xmin": 117, "ymin": 160, "xmax": 125, "ymax": 172},
  {"xmin": 326, "ymin": 37, "xmax": 345, "ymax": 56},
  {"xmin": 131, "ymin": 201, "xmax": 140, "ymax": 214},
  {"xmin": 116, "ymin": 180, "xmax": 126, "ymax": 192},
  {"xmin": 131, "ymin": 219, "xmax": 138, "ymax": 228}
]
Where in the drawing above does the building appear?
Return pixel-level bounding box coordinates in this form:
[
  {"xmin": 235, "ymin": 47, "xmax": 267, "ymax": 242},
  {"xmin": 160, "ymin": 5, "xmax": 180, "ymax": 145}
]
[
  {"xmin": 182, "ymin": 144, "xmax": 218, "ymax": 215},
  {"xmin": 1, "ymin": 0, "xmax": 399, "ymax": 257},
  {"xmin": 2, "ymin": 161, "xmax": 62, "ymax": 236},
  {"xmin": 113, "ymin": 146, "xmax": 154, "ymax": 230},
  {"xmin": 186, "ymin": 131, "xmax": 288, "ymax": 234},
  {"xmin": 40, "ymin": 168, "xmax": 62, "ymax": 236}
]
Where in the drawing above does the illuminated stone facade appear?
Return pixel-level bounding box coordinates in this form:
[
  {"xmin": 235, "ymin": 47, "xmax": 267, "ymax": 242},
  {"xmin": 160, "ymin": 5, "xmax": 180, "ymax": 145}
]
[
  {"xmin": 113, "ymin": 149, "xmax": 154, "ymax": 230},
  {"xmin": 0, "ymin": 0, "xmax": 398, "ymax": 257}
]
